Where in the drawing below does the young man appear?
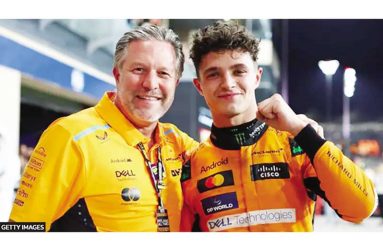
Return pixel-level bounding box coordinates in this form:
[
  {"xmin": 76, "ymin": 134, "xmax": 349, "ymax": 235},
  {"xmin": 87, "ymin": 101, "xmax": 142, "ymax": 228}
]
[
  {"xmin": 10, "ymin": 24, "xmax": 198, "ymax": 232},
  {"xmin": 180, "ymin": 21, "xmax": 377, "ymax": 232}
]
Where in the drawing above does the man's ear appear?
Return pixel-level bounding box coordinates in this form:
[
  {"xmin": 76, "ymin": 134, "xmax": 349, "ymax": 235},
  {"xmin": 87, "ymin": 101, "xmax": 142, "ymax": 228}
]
[
  {"xmin": 192, "ymin": 78, "xmax": 204, "ymax": 96},
  {"xmin": 254, "ymin": 67, "xmax": 263, "ymax": 89},
  {"xmin": 112, "ymin": 67, "xmax": 120, "ymax": 84}
]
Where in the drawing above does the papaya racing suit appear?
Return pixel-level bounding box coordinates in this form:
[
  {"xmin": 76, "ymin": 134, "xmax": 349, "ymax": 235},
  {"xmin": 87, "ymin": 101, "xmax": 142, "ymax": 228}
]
[
  {"xmin": 180, "ymin": 119, "xmax": 377, "ymax": 232},
  {"xmin": 10, "ymin": 92, "xmax": 198, "ymax": 231}
]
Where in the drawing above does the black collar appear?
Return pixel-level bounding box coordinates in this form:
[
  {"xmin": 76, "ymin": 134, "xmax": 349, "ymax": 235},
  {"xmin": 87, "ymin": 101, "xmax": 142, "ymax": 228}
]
[{"xmin": 210, "ymin": 119, "xmax": 268, "ymax": 150}]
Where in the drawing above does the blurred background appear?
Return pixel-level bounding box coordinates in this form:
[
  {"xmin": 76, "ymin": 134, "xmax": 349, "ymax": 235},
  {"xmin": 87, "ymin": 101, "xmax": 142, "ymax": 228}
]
[{"xmin": 0, "ymin": 19, "xmax": 382, "ymax": 231}]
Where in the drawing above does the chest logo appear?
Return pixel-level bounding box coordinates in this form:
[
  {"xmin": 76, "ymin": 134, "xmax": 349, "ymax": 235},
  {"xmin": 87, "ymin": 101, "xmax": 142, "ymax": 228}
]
[
  {"xmin": 115, "ymin": 170, "xmax": 136, "ymax": 178},
  {"xmin": 96, "ymin": 131, "xmax": 108, "ymax": 141},
  {"xmin": 201, "ymin": 192, "xmax": 239, "ymax": 215},
  {"xmin": 121, "ymin": 187, "xmax": 140, "ymax": 202},
  {"xmin": 197, "ymin": 170, "xmax": 234, "ymax": 193},
  {"xmin": 200, "ymin": 157, "xmax": 228, "ymax": 173},
  {"xmin": 251, "ymin": 163, "xmax": 290, "ymax": 181}
]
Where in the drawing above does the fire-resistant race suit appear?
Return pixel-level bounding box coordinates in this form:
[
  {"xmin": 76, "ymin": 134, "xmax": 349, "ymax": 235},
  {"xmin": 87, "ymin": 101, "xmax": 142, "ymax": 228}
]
[
  {"xmin": 10, "ymin": 92, "xmax": 198, "ymax": 232},
  {"xmin": 180, "ymin": 119, "xmax": 377, "ymax": 232}
]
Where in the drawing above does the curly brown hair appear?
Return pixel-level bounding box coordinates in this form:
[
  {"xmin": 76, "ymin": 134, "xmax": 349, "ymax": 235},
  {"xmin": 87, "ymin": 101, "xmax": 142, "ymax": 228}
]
[{"xmin": 190, "ymin": 20, "xmax": 260, "ymax": 77}]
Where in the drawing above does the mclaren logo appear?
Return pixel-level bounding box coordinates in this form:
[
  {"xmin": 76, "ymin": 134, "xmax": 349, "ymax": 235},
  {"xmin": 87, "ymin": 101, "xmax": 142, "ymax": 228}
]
[{"xmin": 96, "ymin": 131, "xmax": 108, "ymax": 141}]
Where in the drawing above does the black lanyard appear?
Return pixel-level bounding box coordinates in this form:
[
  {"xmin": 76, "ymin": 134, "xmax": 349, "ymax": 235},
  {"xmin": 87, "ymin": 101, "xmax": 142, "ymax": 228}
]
[
  {"xmin": 137, "ymin": 142, "xmax": 166, "ymax": 209},
  {"xmin": 137, "ymin": 142, "xmax": 170, "ymax": 231}
]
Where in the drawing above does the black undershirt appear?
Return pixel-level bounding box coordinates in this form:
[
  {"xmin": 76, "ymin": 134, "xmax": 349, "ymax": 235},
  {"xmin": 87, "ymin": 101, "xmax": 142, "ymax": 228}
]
[{"xmin": 210, "ymin": 119, "xmax": 268, "ymax": 150}]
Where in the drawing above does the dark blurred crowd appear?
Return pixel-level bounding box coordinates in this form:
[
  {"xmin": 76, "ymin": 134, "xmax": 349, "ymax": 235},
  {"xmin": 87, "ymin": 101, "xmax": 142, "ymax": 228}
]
[{"xmin": 19, "ymin": 144, "xmax": 33, "ymax": 176}]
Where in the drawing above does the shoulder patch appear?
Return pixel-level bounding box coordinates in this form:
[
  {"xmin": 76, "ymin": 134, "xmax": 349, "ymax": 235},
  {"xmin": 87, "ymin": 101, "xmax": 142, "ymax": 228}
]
[
  {"xmin": 73, "ymin": 124, "xmax": 111, "ymax": 142},
  {"xmin": 289, "ymin": 138, "xmax": 304, "ymax": 156},
  {"xmin": 181, "ymin": 160, "xmax": 191, "ymax": 182}
]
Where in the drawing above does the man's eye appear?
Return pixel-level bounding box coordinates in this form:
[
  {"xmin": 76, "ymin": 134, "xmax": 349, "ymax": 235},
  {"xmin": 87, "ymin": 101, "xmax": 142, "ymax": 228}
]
[
  {"xmin": 133, "ymin": 68, "xmax": 144, "ymax": 73},
  {"xmin": 159, "ymin": 71, "xmax": 170, "ymax": 77},
  {"xmin": 234, "ymin": 70, "xmax": 247, "ymax": 75},
  {"xmin": 206, "ymin": 72, "xmax": 218, "ymax": 78}
]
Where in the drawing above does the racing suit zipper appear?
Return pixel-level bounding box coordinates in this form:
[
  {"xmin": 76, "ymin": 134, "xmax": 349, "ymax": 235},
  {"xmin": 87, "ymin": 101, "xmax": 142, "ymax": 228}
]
[{"xmin": 239, "ymin": 145, "xmax": 255, "ymax": 231}]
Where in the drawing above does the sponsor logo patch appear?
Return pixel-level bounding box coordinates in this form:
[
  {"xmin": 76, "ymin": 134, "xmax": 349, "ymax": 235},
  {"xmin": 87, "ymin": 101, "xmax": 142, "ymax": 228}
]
[
  {"xmin": 200, "ymin": 157, "xmax": 228, "ymax": 173},
  {"xmin": 35, "ymin": 147, "xmax": 47, "ymax": 158},
  {"xmin": 171, "ymin": 168, "xmax": 181, "ymax": 177},
  {"xmin": 21, "ymin": 180, "xmax": 32, "ymax": 189},
  {"xmin": 28, "ymin": 157, "xmax": 44, "ymax": 172},
  {"xmin": 289, "ymin": 138, "xmax": 304, "ymax": 156},
  {"xmin": 96, "ymin": 131, "xmax": 108, "ymax": 141},
  {"xmin": 115, "ymin": 169, "xmax": 136, "ymax": 178},
  {"xmin": 110, "ymin": 158, "xmax": 132, "ymax": 164},
  {"xmin": 234, "ymin": 133, "xmax": 246, "ymax": 145},
  {"xmin": 201, "ymin": 192, "xmax": 238, "ymax": 215},
  {"xmin": 166, "ymin": 153, "xmax": 182, "ymax": 162},
  {"xmin": 23, "ymin": 172, "xmax": 36, "ymax": 182},
  {"xmin": 17, "ymin": 189, "xmax": 28, "ymax": 198},
  {"xmin": 207, "ymin": 208, "xmax": 296, "ymax": 231},
  {"xmin": 14, "ymin": 199, "xmax": 24, "ymax": 207},
  {"xmin": 251, "ymin": 163, "xmax": 290, "ymax": 181},
  {"xmin": 197, "ymin": 170, "xmax": 234, "ymax": 193},
  {"xmin": 121, "ymin": 188, "xmax": 140, "ymax": 202},
  {"xmin": 252, "ymin": 148, "xmax": 284, "ymax": 156}
]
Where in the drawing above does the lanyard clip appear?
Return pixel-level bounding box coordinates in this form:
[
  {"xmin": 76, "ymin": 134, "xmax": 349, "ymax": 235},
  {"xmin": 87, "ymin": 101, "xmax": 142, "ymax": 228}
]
[{"xmin": 157, "ymin": 181, "xmax": 166, "ymax": 190}]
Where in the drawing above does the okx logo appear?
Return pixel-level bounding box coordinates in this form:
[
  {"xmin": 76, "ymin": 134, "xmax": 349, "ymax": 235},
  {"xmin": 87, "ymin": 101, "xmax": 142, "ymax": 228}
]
[
  {"xmin": 121, "ymin": 187, "xmax": 140, "ymax": 202},
  {"xmin": 197, "ymin": 170, "xmax": 234, "ymax": 193}
]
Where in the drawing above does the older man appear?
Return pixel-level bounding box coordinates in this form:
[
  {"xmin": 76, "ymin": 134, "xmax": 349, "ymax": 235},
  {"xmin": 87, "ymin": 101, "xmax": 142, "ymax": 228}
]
[{"xmin": 10, "ymin": 24, "xmax": 198, "ymax": 232}]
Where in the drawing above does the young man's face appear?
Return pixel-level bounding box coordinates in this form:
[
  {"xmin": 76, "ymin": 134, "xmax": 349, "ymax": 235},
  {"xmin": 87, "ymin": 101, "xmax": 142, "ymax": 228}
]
[
  {"xmin": 193, "ymin": 50, "xmax": 262, "ymax": 125},
  {"xmin": 113, "ymin": 40, "xmax": 179, "ymax": 127}
]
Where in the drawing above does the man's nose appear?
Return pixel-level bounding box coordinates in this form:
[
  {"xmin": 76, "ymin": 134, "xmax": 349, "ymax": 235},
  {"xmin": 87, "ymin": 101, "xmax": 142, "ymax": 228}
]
[
  {"xmin": 221, "ymin": 73, "xmax": 236, "ymax": 89},
  {"xmin": 142, "ymin": 71, "xmax": 159, "ymax": 90}
]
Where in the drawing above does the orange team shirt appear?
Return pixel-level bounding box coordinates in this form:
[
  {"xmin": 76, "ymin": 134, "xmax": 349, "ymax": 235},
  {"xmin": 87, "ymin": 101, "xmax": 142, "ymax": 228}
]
[
  {"xmin": 181, "ymin": 120, "xmax": 377, "ymax": 232},
  {"xmin": 10, "ymin": 92, "xmax": 198, "ymax": 231}
]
